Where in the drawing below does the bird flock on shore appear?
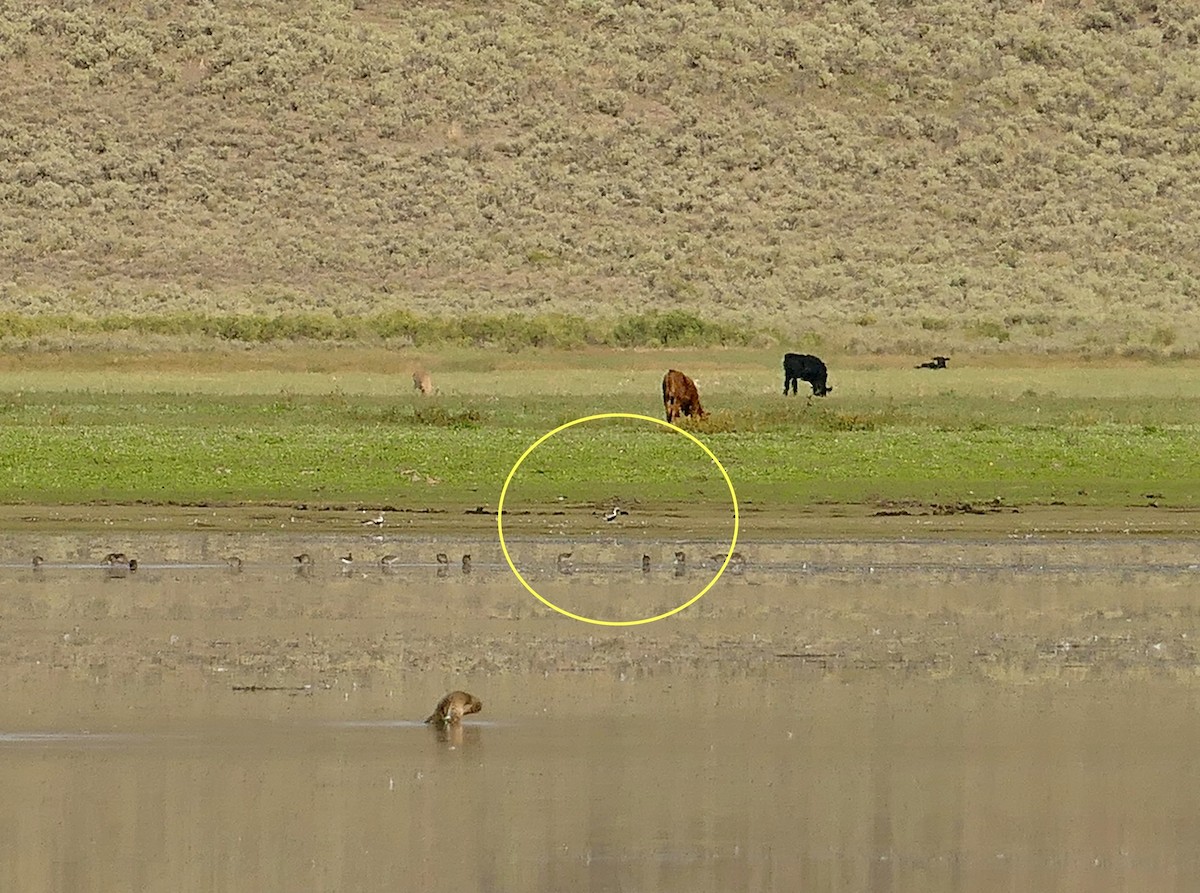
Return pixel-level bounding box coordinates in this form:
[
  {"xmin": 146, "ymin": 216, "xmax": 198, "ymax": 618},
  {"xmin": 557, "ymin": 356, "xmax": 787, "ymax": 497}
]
[
  {"xmin": 26, "ymin": 548, "xmax": 746, "ymax": 576},
  {"xmin": 22, "ymin": 496, "xmax": 747, "ymax": 734}
]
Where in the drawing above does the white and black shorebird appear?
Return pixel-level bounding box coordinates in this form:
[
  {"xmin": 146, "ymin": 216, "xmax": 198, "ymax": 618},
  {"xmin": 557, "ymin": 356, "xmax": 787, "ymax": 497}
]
[
  {"xmin": 339, "ymin": 552, "xmax": 354, "ymax": 570},
  {"xmin": 641, "ymin": 554, "xmax": 651, "ymax": 574},
  {"xmin": 603, "ymin": 506, "xmax": 629, "ymax": 523},
  {"xmin": 32, "ymin": 555, "xmax": 45, "ymax": 569},
  {"xmin": 361, "ymin": 512, "xmax": 385, "ymax": 527},
  {"xmin": 462, "ymin": 554, "xmax": 472, "ymax": 575},
  {"xmin": 224, "ymin": 555, "xmax": 244, "ymax": 571},
  {"xmin": 380, "ymin": 553, "xmax": 400, "ymax": 568},
  {"xmin": 673, "ymin": 550, "xmax": 687, "ymax": 576}
]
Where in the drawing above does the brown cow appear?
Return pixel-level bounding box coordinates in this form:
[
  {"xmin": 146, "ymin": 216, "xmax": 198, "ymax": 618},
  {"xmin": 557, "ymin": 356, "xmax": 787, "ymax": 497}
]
[
  {"xmin": 662, "ymin": 369, "xmax": 707, "ymax": 424},
  {"xmin": 412, "ymin": 368, "xmax": 433, "ymax": 395}
]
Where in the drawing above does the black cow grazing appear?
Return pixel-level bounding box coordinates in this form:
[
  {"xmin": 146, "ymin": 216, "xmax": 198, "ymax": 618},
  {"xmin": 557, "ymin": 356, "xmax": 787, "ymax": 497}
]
[
  {"xmin": 916, "ymin": 356, "xmax": 950, "ymax": 370},
  {"xmin": 783, "ymin": 353, "xmax": 832, "ymax": 397}
]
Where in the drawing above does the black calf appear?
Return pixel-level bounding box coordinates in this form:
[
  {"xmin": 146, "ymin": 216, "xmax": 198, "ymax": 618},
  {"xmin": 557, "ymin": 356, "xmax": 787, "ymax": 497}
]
[{"xmin": 916, "ymin": 356, "xmax": 949, "ymax": 370}]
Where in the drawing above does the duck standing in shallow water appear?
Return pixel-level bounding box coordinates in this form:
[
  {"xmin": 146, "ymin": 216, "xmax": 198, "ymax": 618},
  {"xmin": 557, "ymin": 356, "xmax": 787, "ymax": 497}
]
[
  {"xmin": 105, "ymin": 555, "xmax": 137, "ymax": 576},
  {"xmin": 293, "ymin": 553, "xmax": 313, "ymax": 575},
  {"xmin": 708, "ymin": 551, "xmax": 746, "ymax": 574},
  {"xmin": 425, "ymin": 691, "xmax": 483, "ymax": 725},
  {"xmin": 461, "ymin": 554, "xmax": 472, "ymax": 575},
  {"xmin": 673, "ymin": 550, "xmax": 686, "ymax": 577}
]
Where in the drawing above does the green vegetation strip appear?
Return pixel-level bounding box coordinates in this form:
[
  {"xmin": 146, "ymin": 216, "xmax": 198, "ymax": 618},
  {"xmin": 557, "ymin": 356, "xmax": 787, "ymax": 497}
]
[
  {"xmin": 1, "ymin": 356, "xmax": 1196, "ymax": 510},
  {"xmin": 0, "ymin": 310, "xmax": 756, "ymax": 350},
  {"xmin": 0, "ymin": 413, "xmax": 1194, "ymax": 509}
]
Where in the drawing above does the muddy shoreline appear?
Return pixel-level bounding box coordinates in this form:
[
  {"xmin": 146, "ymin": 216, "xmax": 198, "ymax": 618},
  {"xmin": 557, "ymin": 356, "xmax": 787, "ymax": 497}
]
[{"xmin": 0, "ymin": 500, "xmax": 1196, "ymax": 538}]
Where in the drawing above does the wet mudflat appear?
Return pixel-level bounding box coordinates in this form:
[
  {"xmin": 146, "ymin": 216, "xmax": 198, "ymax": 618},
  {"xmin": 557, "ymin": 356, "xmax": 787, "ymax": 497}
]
[{"xmin": 2, "ymin": 529, "xmax": 1200, "ymax": 891}]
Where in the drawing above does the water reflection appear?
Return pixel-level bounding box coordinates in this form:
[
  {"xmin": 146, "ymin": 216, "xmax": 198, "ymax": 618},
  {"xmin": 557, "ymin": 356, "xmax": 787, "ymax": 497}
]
[
  {"xmin": 2, "ymin": 679, "xmax": 1199, "ymax": 890},
  {"xmin": 1, "ymin": 531, "xmax": 1199, "ymax": 889}
]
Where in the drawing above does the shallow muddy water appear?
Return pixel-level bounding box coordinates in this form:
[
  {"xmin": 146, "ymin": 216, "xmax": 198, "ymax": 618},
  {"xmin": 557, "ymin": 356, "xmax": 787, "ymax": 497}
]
[{"xmin": 3, "ymin": 530, "xmax": 1200, "ymax": 891}]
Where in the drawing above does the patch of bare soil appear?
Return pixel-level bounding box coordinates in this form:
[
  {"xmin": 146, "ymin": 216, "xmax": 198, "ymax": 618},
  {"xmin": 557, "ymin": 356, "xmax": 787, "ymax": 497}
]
[{"xmin": 0, "ymin": 501, "xmax": 1197, "ymax": 539}]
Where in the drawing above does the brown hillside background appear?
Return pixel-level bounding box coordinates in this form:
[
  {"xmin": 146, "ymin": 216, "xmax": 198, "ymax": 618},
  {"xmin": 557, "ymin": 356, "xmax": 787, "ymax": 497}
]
[{"xmin": 2, "ymin": 0, "xmax": 1199, "ymax": 354}]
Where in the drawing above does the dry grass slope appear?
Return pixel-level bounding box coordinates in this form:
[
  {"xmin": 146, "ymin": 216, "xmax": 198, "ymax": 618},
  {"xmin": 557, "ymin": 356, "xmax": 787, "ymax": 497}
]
[{"xmin": 2, "ymin": 0, "xmax": 1199, "ymax": 354}]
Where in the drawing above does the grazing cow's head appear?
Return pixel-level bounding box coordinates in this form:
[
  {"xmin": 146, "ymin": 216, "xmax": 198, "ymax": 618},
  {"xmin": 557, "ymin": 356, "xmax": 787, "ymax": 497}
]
[{"xmin": 814, "ymin": 384, "xmax": 833, "ymax": 397}]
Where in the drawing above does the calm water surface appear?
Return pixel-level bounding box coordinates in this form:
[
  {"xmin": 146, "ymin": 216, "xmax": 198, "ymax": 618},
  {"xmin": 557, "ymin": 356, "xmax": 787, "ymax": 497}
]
[{"xmin": 2, "ymin": 532, "xmax": 1199, "ymax": 892}]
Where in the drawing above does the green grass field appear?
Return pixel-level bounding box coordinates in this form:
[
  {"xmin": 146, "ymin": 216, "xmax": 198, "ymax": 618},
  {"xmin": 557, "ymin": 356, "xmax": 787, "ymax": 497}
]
[{"xmin": 0, "ymin": 348, "xmax": 1195, "ymax": 511}]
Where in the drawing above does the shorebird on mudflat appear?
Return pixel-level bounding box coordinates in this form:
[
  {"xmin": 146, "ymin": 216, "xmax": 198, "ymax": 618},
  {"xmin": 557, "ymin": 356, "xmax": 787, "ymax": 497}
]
[
  {"xmin": 708, "ymin": 551, "xmax": 746, "ymax": 574},
  {"xmin": 603, "ymin": 506, "xmax": 629, "ymax": 523},
  {"xmin": 105, "ymin": 555, "xmax": 137, "ymax": 576},
  {"xmin": 557, "ymin": 552, "xmax": 574, "ymax": 574}
]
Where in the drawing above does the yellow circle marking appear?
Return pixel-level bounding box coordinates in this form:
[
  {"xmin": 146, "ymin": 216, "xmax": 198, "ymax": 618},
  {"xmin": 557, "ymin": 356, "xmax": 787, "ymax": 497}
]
[{"xmin": 497, "ymin": 412, "xmax": 740, "ymax": 626}]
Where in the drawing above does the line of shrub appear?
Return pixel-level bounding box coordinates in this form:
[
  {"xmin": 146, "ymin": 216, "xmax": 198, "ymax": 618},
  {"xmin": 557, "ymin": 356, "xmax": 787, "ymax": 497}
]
[{"xmin": 0, "ymin": 310, "xmax": 764, "ymax": 350}]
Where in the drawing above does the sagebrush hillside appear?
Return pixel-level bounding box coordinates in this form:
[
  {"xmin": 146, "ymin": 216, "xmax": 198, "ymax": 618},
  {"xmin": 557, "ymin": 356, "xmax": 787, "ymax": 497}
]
[{"xmin": 2, "ymin": 0, "xmax": 1199, "ymax": 353}]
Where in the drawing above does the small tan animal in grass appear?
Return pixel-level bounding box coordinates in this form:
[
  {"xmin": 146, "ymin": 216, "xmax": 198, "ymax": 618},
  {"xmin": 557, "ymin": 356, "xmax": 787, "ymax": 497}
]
[
  {"xmin": 412, "ymin": 369, "xmax": 434, "ymax": 396},
  {"xmin": 424, "ymin": 691, "xmax": 483, "ymax": 726}
]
